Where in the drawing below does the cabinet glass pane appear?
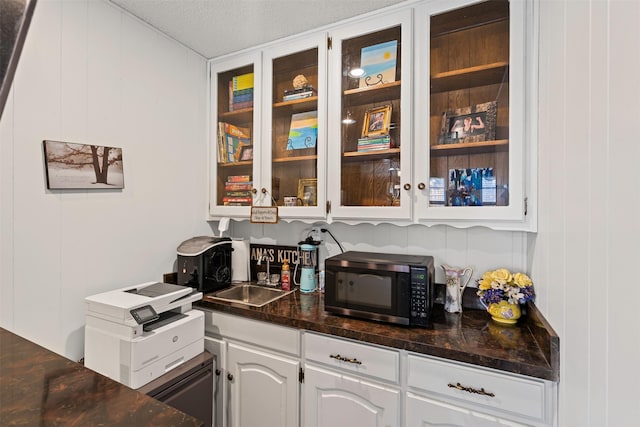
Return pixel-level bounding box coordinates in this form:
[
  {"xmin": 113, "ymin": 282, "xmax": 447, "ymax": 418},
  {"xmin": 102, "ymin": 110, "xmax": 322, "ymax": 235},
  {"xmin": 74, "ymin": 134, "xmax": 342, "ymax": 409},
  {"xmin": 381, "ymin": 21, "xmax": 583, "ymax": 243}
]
[
  {"xmin": 429, "ymin": 0, "xmax": 510, "ymax": 208},
  {"xmin": 340, "ymin": 25, "xmax": 402, "ymax": 208},
  {"xmin": 271, "ymin": 48, "xmax": 318, "ymax": 207},
  {"xmin": 215, "ymin": 65, "xmax": 255, "ymax": 207}
]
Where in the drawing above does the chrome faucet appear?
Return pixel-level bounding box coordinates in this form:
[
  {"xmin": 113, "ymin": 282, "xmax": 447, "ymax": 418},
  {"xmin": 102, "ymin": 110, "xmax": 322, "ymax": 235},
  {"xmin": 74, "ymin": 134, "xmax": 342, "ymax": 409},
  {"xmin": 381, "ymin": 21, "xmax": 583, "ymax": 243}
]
[{"xmin": 257, "ymin": 255, "xmax": 270, "ymax": 284}]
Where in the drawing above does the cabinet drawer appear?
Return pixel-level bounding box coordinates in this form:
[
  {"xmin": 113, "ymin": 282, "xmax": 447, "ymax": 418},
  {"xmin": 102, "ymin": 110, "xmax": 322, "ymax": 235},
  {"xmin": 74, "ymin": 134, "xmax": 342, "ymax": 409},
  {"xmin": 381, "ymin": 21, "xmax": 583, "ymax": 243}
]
[
  {"xmin": 407, "ymin": 354, "xmax": 551, "ymax": 423},
  {"xmin": 200, "ymin": 309, "xmax": 300, "ymax": 356},
  {"xmin": 304, "ymin": 332, "xmax": 399, "ymax": 384}
]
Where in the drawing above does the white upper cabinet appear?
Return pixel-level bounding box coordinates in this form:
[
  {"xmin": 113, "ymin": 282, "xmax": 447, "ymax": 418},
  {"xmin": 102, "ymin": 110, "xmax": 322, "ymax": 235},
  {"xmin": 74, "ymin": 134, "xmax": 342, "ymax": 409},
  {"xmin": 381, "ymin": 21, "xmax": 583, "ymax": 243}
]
[
  {"xmin": 209, "ymin": 51, "xmax": 262, "ymax": 218},
  {"xmin": 261, "ymin": 33, "xmax": 328, "ymax": 219},
  {"xmin": 413, "ymin": 0, "xmax": 537, "ymax": 231},
  {"xmin": 207, "ymin": 0, "xmax": 537, "ymax": 231},
  {"xmin": 326, "ymin": 9, "xmax": 413, "ymax": 222}
]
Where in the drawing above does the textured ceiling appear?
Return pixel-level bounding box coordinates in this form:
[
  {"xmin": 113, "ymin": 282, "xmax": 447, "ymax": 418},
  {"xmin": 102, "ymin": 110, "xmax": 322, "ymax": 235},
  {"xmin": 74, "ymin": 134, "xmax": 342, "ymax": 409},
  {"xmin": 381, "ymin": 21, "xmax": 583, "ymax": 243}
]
[{"xmin": 109, "ymin": 0, "xmax": 407, "ymax": 58}]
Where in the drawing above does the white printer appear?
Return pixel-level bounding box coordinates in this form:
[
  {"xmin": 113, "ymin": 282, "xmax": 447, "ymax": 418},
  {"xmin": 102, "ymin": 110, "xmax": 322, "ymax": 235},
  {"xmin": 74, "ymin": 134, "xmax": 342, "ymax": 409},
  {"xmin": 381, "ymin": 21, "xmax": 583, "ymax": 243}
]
[{"xmin": 84, "ymin": 282, "xmax": 204, "ymax": 389}]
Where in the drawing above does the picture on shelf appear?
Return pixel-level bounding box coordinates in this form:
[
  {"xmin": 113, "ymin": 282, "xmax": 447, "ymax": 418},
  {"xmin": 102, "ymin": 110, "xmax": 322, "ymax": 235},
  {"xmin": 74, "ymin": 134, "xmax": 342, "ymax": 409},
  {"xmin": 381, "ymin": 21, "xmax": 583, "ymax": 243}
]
[
  {"xmin": 287, "ymin": 111, "xmax": 318, "ymax": 150},
  {"xmin": 238, "ymin": 145, "xmax": 253, "ymax": 161},
  {"xmin": 438, "ymin": 101, "xmax": 497, "ymax": 144},
  {"xmin": 362, "ymin": 104, "xmax": 392, "ymax": 138},
  {"xmin": 447, "ymin": 167, "xmax": 496, "ymax": 206},
  {"xmin": 358, "ymin": 40, "xmax": 398, "ymax": 88},
  {"xmin": 297, "ymin": 178, "xmax": 317, "ymax": 206}
]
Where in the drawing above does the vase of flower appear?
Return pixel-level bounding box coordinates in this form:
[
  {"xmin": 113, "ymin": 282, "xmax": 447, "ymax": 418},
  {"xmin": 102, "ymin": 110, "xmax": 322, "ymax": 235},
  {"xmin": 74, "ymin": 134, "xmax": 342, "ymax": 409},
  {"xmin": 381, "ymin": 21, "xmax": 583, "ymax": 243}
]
[
  {"xmin": 476, "ymin": 268, "xmax": 535, "ymax": 325},
  {"xmin": 486, "ymin": 300, "xmax": 521, "ymax": 324}
]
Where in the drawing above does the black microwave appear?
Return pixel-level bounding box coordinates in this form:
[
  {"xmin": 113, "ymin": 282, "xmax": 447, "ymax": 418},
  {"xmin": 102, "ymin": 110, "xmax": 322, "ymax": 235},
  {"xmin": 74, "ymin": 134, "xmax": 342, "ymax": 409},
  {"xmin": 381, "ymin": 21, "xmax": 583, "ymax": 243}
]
[{"xmin": 324, "ymin": 251, "xmax": 435, "ymax": 327}]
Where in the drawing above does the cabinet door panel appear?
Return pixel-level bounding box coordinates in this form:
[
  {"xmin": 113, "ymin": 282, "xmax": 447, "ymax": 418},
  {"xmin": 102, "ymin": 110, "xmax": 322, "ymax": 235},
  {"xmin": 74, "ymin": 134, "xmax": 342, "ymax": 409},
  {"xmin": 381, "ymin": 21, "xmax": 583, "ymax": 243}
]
[
  {"xmin": 227, "ymin": 342, "xmax": 299, "ymax": 427},
  {"xmin": 303, "ymin": 364, "xmax": 400, "ymax": 427},
  {"xmin": 407, "ymin": 392, "xmax": 528, "ymax": 427}
]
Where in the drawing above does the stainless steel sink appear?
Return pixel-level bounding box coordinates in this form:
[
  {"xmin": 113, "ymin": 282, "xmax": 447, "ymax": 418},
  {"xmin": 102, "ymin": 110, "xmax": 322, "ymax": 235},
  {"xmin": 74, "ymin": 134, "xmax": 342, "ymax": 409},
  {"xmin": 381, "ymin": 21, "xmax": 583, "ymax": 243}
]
[{"xmin": 208, "ymin": 284, "xmax": 295, "ymax": 307}]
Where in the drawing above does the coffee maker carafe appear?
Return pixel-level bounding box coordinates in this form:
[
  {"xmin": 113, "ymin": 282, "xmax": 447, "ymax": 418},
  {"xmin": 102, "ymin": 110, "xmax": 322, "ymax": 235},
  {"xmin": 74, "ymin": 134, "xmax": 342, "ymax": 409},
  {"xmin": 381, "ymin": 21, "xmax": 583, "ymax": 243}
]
[{"xmin": 177, "ymin": 236, "xmax": 232, "ymax": 293}]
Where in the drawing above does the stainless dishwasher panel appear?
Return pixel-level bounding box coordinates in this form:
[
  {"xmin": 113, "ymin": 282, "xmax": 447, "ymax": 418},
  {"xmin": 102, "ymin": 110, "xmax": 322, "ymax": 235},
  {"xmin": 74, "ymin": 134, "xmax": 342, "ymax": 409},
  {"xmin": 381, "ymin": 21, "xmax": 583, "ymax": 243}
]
[{"xmin": 138, "ymin": 351, "xmax": 214, "ymax": 426}]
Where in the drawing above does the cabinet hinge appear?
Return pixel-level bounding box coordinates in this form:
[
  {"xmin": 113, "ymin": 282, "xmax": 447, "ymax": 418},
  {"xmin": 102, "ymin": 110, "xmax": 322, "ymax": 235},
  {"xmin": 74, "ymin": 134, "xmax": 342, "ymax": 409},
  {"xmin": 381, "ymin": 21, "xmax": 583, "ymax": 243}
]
[
  {"xmin": 327, "ymin": 37, "xmax": 332, "ymax": 50},
  {"xmin": 326, "ymin": 200, "xmax": 331, "ymax": 215},
  {"xmin": 299, "ymin": 367, "xmax": 304, "ymax": 383},
  {"xmin": 524, "ymin": 197, "xmax": 528, "ymax": 216}
]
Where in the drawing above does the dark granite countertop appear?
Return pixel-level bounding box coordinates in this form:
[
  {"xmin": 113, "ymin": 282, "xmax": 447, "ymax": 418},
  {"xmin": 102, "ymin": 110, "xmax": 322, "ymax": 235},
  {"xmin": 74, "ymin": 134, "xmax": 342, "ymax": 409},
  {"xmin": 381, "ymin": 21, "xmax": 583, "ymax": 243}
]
[
  {"xmin": 197, "ymin": 287, "xmax": 559, "ymax": 382},
  {"xmin": 0, "ymin": 327, "xmax": 203, "ymax": 427}
]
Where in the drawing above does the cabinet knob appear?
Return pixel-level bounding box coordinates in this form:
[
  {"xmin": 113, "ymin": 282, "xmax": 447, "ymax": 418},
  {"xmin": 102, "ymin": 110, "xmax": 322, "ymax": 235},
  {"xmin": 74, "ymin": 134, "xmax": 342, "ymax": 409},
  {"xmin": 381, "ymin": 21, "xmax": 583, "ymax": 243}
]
[
  {"xmin": 417, "ymin": 182, "xmax": 426, "ymax": 190},
  {"xmin": 215, "ymin": 369, "xmax": 221, "ymax": 376},
  {"xmin": 261, "ymin": 188, "xmax": 267, "ymax": 194},
  {"xmin": 251, "ymin": 188, "xmax": 257, "ymax": 194},
  {"xmin": 227, "ymin": 373, "xmax": 234, "ymax": 381},
  {"xmin": 403, "ymin": 183, "xmax": 411, "ymax": 191}
]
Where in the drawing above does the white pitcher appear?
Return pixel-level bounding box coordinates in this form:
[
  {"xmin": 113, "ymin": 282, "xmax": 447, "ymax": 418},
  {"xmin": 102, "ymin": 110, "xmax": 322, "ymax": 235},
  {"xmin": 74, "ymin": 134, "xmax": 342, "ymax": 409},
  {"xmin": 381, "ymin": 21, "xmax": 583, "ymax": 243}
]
[{"xmin": 441, "ymin": 264, "xmax": 473, "ymax": 313}]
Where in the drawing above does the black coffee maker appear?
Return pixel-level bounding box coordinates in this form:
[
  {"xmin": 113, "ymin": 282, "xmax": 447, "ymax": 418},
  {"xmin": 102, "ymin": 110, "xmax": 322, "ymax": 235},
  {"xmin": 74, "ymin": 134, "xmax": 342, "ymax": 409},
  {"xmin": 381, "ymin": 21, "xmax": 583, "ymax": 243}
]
[{"xmin": 177, "ymin": 236, "xmax": 232, "ymax": 293}]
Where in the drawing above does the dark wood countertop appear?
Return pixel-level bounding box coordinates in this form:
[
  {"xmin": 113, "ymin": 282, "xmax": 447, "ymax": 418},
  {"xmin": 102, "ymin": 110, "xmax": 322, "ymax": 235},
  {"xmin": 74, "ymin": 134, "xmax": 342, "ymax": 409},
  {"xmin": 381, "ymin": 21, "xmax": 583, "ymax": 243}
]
[
  {"xmin": 0, "ymin": 327, "xmax": 203, "ymax": 427},
  {"xmin": 197, "ymin": 288, "xmax": 559, "ymax": 382}
]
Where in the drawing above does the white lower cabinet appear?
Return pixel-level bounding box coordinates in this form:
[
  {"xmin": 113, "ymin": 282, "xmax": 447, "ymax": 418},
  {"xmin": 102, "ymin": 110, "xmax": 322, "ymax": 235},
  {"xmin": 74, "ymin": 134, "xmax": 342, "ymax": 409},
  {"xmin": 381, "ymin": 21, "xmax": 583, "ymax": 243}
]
[
  {"xmin": 303, "ymin": 363, "xmax": 401, "ymax": 427},
  {"xmin": 201, "ymin": 310, "xmax": 557, "ymax": 427},
  {"xmin": 227, "ymin": 341, "xmax": 299, "ymax": 427},
  {"xmin": 407, "ymin": 392, "xmax": 527, "ymax": 427}
]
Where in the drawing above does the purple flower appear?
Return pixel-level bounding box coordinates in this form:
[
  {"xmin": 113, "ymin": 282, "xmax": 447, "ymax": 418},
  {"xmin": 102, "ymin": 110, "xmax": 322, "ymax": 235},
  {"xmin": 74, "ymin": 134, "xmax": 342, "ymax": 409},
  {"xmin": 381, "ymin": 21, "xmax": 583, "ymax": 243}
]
[
  {"xmin": 520, "ymin": 286, "xmax": 535, "ymax": 303},
  {"xmin": 480, "ymin": 288, "xmax": 504, "ymax": 305}
]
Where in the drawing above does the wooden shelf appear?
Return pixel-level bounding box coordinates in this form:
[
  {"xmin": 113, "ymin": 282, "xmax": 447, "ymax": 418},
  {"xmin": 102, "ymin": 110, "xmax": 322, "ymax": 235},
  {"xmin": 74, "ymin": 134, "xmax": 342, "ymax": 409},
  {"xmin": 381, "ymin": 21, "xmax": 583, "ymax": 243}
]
[
  {"xmin": 343, "ymin": 81, "xmax": 401, "ymax": 105},
  {"xmin": 273, "ymin": 96, "xmax": 317, "ymax": 109},
  {"xmin": 431, "ymin": 62, "xmax": 508, "ymax": 93},
  {"xmin": 219, "ymin": 108, "xmax": 253, "ymax": 122},
  {"xmin": 342, "ymin": 148, "xmax": 400, "ymax": 161},
  {"xmin": 218, "ymin": 160, "xmax": 253, "ymax": 168},
  {"xmin": 273, "ymin": 155, "xmax": 317, "ymax": 163},
  {"xmin": 430, "ymin": 139, "xmax": 508, "ymax": 155}
]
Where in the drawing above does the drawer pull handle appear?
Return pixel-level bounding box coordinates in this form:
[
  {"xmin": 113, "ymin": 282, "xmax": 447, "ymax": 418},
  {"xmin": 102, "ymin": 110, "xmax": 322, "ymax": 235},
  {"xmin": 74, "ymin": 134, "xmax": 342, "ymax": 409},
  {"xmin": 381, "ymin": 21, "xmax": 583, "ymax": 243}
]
[
  {"xmin": 447, "ymin": 382, "xmax": 495, "ymax": 398},
  {"xmin": 330, "ymin": 354, "xmax": 362, "ymax": 365}
]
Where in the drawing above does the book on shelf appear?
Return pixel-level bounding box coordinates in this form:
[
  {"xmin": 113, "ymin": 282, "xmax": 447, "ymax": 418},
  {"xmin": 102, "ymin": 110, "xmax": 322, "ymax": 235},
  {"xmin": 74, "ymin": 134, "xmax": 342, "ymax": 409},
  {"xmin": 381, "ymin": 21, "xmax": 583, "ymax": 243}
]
[
  {"xmin": 217, "ymin": 122, "xmax": 251, "ymax": 163},
  {"xmin": 282, "ymin": 85, "xmax": 316, "ymax": 102},
  {"xmin": 287, "ymin": 111, "xmax": 318, "ymax": 150},
  {"xmin": 224, "ymin": 182, "xmax": 253, "ymax": 191},
  {"xmin": 228, "ymin": 81, "xmax": 254, "ymax": 111},
  {"xmin": 282, "ymin": 91, "xmax": 314, "ymax": 102},
  {"xmin": 357, "ymin": 135, "xmax": 392, "ymax": 152},
  {"xmin": 227, "ymin": 175, "xmax": 251, "ymax": 182},
  {"xmin": 223, "ymin": 196, "xmax": 252, "ymax": 203},
  {"xmin": 232, "ymin": 73, "xmax": 254, "ymax": 92}
]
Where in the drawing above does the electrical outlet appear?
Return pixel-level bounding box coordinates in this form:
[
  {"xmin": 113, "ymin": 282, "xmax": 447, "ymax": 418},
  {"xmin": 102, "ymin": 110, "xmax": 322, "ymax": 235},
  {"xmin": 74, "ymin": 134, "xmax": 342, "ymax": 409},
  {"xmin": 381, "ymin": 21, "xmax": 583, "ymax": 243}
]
[{"xmin": 310, "ymin": 227, "xmax": 322, "ymax": 242}]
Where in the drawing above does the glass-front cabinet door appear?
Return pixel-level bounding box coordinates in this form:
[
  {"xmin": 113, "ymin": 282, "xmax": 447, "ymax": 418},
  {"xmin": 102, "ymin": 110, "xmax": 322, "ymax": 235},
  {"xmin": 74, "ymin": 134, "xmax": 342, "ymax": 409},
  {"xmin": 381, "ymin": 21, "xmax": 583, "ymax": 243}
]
[
  {"xmin": 262, "ymin": 34, "xmax": 327, "ymax": 219},
  {"xmin": 327, "ymin": 9, "xmax": 413, "ymax": 221},
  {"xmin": 209, "ymin": 52, "xmax": 262, "ymax": 218},
  {"xmin": 414, "ymin": 0, "xmax": 533, "ymax": 229}
]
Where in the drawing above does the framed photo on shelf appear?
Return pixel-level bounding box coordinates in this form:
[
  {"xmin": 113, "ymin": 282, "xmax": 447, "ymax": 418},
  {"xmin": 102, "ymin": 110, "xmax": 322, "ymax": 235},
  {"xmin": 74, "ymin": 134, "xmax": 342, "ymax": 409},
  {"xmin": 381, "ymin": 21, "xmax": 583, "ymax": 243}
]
[
  {"xmin": 297, "ymin": 178, "xmax": 317, "ymax": 206},
  {"xmin": 438, "ymin": 101, "xmax": 497, "ymax": 144},
  {"xmin": 238, "ymin": 145, "xmax": 253, "ymax": 161},
  {"xmin": 362, "ymin": 104, "xmax": 392, "ymax": 138}
]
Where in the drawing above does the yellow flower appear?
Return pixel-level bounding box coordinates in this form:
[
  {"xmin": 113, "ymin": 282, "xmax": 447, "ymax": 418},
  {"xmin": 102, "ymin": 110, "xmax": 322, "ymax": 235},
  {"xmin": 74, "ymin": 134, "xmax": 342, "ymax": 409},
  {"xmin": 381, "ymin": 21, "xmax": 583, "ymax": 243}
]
[
  {"xmin": 513, "ymin": 272, "xmax": 532, "ymax": 288},
  {"xmin": 491, "ymin": 268, "xmax": 512, "ymax": 285},
  {"xmin": 481, "ymin": 271, "xmax": 493, "ymax": 280},
  {"xmin": 478, "ymin": 278, "xmax": 492, "ymax": 290}
]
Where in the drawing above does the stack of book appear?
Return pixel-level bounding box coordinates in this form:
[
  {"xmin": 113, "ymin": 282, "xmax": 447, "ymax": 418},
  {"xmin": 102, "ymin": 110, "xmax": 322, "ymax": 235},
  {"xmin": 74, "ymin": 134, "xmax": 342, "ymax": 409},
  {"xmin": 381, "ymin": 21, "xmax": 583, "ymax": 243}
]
[
  {"xmin": 217, "ymin": 122, "xmax": 251, "ymax": 163},
  {"xmin": 223, "ymin": 175, "xmax": 253, "ymax": 206},
  {"xmin": 229, "ymin": 73, "xmax": 254, "ymax": 111},
  {"xmin": 283, "ymin": 85, "xmax": 316, "ymax": 102},
  {"xmin": 357, "ymin": 135, "xmax": 392, "ymax": 152}
]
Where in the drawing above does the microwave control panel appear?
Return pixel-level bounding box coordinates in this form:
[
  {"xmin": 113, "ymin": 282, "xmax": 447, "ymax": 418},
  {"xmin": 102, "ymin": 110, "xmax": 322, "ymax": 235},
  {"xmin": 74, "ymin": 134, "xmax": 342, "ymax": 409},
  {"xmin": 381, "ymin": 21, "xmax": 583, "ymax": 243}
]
[{"xmin": 410, "ymin": 267, "xmax": 429, "ymax": 326}]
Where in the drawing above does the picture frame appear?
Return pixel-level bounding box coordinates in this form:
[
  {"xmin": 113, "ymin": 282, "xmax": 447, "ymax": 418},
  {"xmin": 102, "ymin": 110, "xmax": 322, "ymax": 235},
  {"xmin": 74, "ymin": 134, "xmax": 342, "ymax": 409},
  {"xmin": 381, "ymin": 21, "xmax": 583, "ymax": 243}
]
[
  {"xmin": 438, "ymin": 101, "xmax": 497, "ymax": 144},
  {"xmin": 362, "ymin": 104, "xmax": 392, "ymax": 138},
  {"xmin": 297, "ymin": 178, "xmax": 317, "ymax": 206},
  {"xmin": 43, "ymin": 140, "xmax": 124, "ymax": 189},
  {"xmin": 238, "ymin": 145, "xmax": 253, "ymax": 161}
]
